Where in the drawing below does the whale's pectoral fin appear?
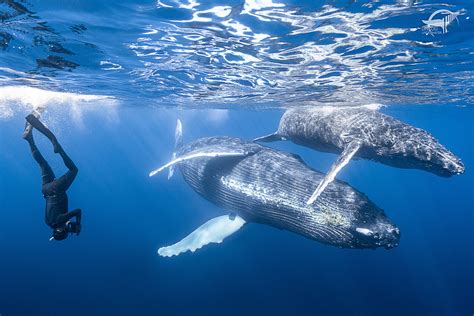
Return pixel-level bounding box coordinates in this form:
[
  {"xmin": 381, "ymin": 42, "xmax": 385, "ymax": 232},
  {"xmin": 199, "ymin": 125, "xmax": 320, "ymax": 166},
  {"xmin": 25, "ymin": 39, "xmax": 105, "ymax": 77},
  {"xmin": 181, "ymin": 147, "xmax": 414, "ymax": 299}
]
[
  {"xmin": 149, "ymin": 150, "xmax": 248, "ymax": 177},
  {"xmin": 253, "ymin": 132, "xmax": 284, "ymax": 143},
  {"xmin": 307, "ymin": 141, "xmax": 361, "ymax": 205},
  {"xmin": 158, "ymin": 214, "xmax": 246, "ymax": 257},
  {"xmin": 168, "ymin": 119, "xmax": 183, "ymax": 180},
  {"xmin": 167, "ymin": 152, "xmax": 177, "ymax": 179}
]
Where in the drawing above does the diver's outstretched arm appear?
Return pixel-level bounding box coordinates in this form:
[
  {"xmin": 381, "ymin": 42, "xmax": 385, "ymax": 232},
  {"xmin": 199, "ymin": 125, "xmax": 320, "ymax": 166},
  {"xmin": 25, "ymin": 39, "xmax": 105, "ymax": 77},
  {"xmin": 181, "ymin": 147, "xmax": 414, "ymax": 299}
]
[
  {"xmin": 58, "ymin": 208, "xmax": 82, "ymax": 225},
  {"xmin": 59, "ymin": 209, "xmax": 82, "ymax": 234}
]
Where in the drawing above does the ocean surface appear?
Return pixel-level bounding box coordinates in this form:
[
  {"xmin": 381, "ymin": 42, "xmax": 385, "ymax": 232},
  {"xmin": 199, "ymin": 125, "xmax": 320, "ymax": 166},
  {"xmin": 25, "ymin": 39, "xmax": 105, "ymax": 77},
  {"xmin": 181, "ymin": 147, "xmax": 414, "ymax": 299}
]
[{"xmin": 0, "ymin": 0, "xmax": 473, "ymax": 315}]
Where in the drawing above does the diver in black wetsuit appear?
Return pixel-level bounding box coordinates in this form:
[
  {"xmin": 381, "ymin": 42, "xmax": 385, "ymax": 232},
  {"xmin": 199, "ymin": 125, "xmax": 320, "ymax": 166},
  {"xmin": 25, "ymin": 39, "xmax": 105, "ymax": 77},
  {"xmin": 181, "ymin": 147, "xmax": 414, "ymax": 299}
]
[{"xmin": 23, "ymin": 114, "xmax": 82, "ymax": 241}]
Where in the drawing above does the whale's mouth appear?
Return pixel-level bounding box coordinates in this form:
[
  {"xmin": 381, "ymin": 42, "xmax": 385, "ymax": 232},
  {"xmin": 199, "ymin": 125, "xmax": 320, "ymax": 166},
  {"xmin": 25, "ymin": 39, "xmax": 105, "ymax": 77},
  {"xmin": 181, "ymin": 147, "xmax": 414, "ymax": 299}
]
[
  {"xmin": 383, "ymin": 236, "xmax": 400, "ymax": 249},
  {"xmin": 384, "ymin": 243, "xmax": 398, "ymax": 250},
  {"xmin": 429, "ymin": 159, "xmax": 465, "ymax": 177},
  {"xmin": 354, "ymin": 226, "xmax": 400, "ymax": 249},
  {"xmin": 383, "ymin": 227, "xmax": 400, "ymax": 249},
  {"xmin": 449, "ymin": 160, "xmax": 465, "ymax": 175}
]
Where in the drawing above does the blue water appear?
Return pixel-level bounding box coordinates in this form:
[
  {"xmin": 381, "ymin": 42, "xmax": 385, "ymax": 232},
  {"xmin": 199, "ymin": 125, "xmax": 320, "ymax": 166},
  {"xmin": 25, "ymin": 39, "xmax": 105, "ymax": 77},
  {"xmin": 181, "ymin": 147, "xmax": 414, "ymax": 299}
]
[{"xmin": 1, "ymin": 0, "xmax": 473, "ymax": 315}]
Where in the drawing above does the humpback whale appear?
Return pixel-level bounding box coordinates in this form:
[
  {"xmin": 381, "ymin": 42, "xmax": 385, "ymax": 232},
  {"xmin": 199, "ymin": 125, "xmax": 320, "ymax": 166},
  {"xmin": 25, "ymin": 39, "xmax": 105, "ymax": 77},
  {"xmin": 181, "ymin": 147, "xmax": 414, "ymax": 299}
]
[
  {"xmin": 149, "ymin": 121, "xmax": 400, "ymax": 257},
  {"xmin": 255, "ymin": 106, "xmax": 464, "ymax": 204}
]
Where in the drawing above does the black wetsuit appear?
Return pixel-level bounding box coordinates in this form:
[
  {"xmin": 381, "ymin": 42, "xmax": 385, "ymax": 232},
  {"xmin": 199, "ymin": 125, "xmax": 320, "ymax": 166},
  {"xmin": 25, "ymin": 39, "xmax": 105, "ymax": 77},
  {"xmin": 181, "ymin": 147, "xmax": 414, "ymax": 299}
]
[{"xmin": 26, "ymin": 131, "xmax": 81, "ymax": 230}]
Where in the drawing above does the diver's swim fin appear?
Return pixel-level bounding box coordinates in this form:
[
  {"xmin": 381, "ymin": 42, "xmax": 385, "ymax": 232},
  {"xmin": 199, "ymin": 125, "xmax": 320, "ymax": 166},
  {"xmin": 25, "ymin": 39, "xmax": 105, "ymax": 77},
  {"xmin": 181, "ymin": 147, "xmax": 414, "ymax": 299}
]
[
  {"xmin": 158, "ymin": 214, "xmax": 246, "ymax": 257},
  {"xmin": 253, "ymin": 132, "xmax": 284, "ymax": 143},
  {"xmin": 23, "ymin": 108, "xmax": 45, "ymax": 139},
  {"xmin": 307, "ymin": 141, "xmax": 361, "ymax": 205},
  {"xmin": 25, "ymin": 113, "xmax": 60, "ymax": 153},
  {"xmin": 22, "ymin": 120, "xmax": 34, "ymax": 141}
]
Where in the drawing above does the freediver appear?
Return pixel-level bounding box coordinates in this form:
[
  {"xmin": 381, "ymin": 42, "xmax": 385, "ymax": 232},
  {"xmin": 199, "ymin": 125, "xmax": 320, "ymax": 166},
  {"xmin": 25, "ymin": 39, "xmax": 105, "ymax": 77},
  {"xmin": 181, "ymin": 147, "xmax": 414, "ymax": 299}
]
[{"xmin": 23, "ymin": 114, "xmax": 82, "ymax": 241}]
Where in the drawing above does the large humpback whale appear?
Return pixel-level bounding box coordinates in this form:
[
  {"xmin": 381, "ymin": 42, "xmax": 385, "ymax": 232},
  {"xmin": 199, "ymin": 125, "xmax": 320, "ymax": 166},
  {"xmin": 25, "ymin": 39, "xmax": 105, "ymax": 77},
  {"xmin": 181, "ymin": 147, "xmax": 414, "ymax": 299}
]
[
  {"xmin": 149, "ymin": 121, "xmax": 400, "ymax": 257},
  {"xmin": 255, "ymin": 106, "xmax": 465, "ymax": 204}
]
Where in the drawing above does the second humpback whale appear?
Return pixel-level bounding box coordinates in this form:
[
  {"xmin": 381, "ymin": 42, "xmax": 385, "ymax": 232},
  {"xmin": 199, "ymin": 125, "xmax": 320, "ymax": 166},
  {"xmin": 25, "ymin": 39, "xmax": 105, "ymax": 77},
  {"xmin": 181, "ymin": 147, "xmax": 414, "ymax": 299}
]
[
  {"xmin": 149, "ymin": 121, "xmax": 400, "ymax": 257},
  {"xmin": 255, "ymin": 106, "xmax": 465, "ymax": 204}
]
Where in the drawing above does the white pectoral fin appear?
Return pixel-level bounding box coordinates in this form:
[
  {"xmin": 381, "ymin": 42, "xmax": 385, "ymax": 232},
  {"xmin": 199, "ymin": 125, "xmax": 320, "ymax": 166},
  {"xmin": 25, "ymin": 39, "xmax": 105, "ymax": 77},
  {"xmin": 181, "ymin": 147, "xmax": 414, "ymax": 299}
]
[
  {"xmin": 168, "ymin": 119, "xmax": 183, "ymax": 180},
  {"xmin": 253, "ymin": 132, "xmax": 283, "ymax": 143},
  {"xmin": 174, "ymin": 119, "xmax": 183, "ymax": 148},
  {"xmin": 158, "ymin": 214, "xmax": 246, "ymax": 257},
  {"xmin": 149, "ymin": 151, "xmax": 247, "ymax": 177},
  {"xmin": 167, "ymin": 152, "xmax": 177, "ymax": 180},
  {"xmin": 307, "ymin": 141, "xmax": 361, "ymax": 205}
]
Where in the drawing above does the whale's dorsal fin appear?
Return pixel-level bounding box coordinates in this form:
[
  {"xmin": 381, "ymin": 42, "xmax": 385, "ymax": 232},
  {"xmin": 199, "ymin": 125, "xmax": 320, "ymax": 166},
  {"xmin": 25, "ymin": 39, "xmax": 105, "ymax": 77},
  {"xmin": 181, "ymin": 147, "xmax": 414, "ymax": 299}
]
[
  {"xmin": 253, "ymin": 132, "xmax": 284, "ymax": 143},
  {"xmin": 158, "ymin": 214, "xmax": 246, "ymax": 257},
  {"xmin": 149, "ymin": 150, "xmax": 247, "ymax": 177},
  {"xmin": 307, "ymin": 141, "xmax": 361, "ymax": 205}
]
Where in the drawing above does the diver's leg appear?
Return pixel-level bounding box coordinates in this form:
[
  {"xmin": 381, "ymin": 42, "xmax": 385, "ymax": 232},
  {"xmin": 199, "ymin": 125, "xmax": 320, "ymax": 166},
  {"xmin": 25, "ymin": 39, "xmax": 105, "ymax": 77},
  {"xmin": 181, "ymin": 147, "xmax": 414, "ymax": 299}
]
[
  {"xmin": 54, "ymin": 147, "xmax": 78, "ymax": 192},
  {"xmin": 25, "ymin": 114, "xmax": 60, "ymax": 153},
  {"xmin": 54, "ymin": 169, "xmax": 77, "ymax": 192},
  {"xmin": 57, "ymin": 146, "xmax": 77, "ymax": 174},
  {"xmin": 24, "ymin": 128, "xmax": 55, "ymax": 185}
]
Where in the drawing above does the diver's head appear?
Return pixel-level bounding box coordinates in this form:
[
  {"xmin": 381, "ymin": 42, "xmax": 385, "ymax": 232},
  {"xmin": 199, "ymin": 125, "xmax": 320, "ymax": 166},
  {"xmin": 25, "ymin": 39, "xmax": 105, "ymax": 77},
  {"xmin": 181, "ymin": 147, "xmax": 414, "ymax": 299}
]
[{"xmin": 51, "ymin": 225, "xmax": 68, "ymax": 241}]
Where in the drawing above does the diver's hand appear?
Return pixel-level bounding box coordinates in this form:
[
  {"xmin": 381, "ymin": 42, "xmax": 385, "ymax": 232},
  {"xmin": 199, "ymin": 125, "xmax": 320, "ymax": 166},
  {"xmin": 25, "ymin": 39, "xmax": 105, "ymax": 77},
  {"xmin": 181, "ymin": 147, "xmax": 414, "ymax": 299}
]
[
  {"xmin": 66, "ymin": 221, "xmax": 81, "ymax": 235},
  {"xmin": 74, "ymin": 224, "xmax": 82, "ymax": 235}
]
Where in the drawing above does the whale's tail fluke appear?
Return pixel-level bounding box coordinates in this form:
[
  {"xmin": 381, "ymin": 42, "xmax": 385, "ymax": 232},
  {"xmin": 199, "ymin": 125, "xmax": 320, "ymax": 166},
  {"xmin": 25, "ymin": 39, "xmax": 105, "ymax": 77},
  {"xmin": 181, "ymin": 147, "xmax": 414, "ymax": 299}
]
[{"xmin": 168, "ymin": 119, "xmax": 183, "ymax": 179}]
